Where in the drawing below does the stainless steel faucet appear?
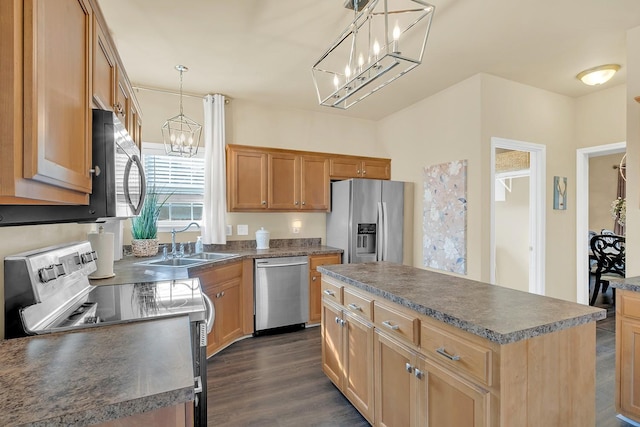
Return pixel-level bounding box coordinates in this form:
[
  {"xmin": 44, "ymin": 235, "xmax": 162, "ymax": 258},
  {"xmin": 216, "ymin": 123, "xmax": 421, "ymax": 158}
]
[{"xmin": 171, "ymin": 222, "xmax": 200, "ymax": 257}]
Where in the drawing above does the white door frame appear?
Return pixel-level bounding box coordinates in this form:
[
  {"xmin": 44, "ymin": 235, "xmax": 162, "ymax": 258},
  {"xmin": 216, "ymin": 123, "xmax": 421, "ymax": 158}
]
[
  {"xmin": 576, "ymin": 141, "xmax": 626, "ymax": 305},
  {"xmin": 490, "ymin": 137, "xmax": 546, "ymax": 295}
]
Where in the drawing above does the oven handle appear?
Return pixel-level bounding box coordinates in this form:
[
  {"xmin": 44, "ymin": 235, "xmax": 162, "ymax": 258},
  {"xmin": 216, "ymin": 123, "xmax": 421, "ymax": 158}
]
[
  {"xmin": 256, "ymin": 261, "xmax": 308, "ymax": 268},
  {"xmin": 202, "ymin": 293, "xmax": 215, "ymax": 334}
]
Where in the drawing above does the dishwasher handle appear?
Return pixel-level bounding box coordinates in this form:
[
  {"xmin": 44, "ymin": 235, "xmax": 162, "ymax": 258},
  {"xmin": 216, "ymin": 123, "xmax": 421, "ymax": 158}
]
[{"xmin": 256, "ymin": 261, "xmax": 308, "ymax": 268}]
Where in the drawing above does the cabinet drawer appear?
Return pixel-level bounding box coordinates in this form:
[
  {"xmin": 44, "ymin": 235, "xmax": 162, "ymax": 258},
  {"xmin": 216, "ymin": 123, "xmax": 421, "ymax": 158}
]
[
  {"xmin": 420, "ymin": 322, "xmax": 492, "ymax": 386},
  {"xmin": 195, "ymin": 260, "xmax": 242, "ymax": 285},
  {"xmin": 344, "ymin": 288, "xmax": 373, "ymax": 321},
  {"xmin": 620, "ymin": 291, "xmax": 640, "ymax": 320},
  {"xmin": 321, "ymin": 279, "xmax": 343, "ymax": 304},
  {"xmin": 310, "ymin": 253, "xmax": 341, "ymax": 270},
  {"xmin": 374, "ymin": 301, "xmax": 419, "ymax": 345}
]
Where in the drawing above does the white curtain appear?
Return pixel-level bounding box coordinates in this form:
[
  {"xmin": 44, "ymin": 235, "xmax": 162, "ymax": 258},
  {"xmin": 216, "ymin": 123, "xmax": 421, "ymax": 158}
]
[{"xmin": 202, "ymin": 94, "xmax": 227, "ymax": 244}]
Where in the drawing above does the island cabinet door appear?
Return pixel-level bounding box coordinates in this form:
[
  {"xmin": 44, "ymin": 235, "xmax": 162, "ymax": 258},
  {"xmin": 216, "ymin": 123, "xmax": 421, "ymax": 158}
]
[
  {"xmin": 618, "ymin": 317, "xmax": 640, "ymax": 418},
  {"xmin": 415, "ymin": 355, "xmax": 490, "ymax": 427},
  {"xmin": 344, "ymin": 311, "xmax": 375, "ymax": 424},
  {"xmin": 322, "ymin": 300, "xmax": 344, "ymax": 388},
  {"xmin": 374, "ymin": 330, "xmax": 419, "ymax": 427}
]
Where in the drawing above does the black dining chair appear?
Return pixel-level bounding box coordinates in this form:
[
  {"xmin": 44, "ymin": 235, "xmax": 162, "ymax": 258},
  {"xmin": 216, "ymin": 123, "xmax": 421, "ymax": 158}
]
[{"xmin": 589, "ymin": 234, "xmax": 625, "ymax": 306}]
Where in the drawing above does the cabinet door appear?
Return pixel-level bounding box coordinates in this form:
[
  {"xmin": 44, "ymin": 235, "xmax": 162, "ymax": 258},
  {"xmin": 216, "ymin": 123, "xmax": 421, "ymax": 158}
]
[
  {"xmin": 92, "ymin": 17, "xmax": 116, "ymax": 111},
  {"xmin": 322, "ymin": 300, "xmax": 344, "ymax": 388},
  {"xmin": 417, "ymin": 355, "xmax": 490, "ymax": 427},
  {"xmin": 329, "ymin": 156, "xmax": 362, "ymax": 180},
  {"xmin": 215, "ymin": 278, "xmax": 243, "ymax": 345},
  {"xmin": 618, "ymin": 317, "xmax": 640, "ymax": 418},
  {"xmin": 374, "ymin": 330, "xmax": 416, "ymax": 427},
  {"xmin": 227, "ymin": 147, "xmax": 268, "ymax": 210},
  {"xmin": 115, "ymin": 67, "xmax": 129, "ymax": 127},
  {"xmin": 344, "ymin": 311, "xmax": 375, "ymax": 424},
  {"xmin": 23, "ymin": 0, "xmax": 93, "ymax": 195},
  {"xmin": 268, "ymin": 152, "xmax": 299, "ymax": 210},
  {"xmin": 300, "ymin": 155, "xmax": 330, "ymax": 211},
  {"xmin": 361, "ymin": 158, "xmax": 391, "ymax": 180},
  {"xmin": 309, "ymin": 254, "xmax": 341, "ymax": 324}
]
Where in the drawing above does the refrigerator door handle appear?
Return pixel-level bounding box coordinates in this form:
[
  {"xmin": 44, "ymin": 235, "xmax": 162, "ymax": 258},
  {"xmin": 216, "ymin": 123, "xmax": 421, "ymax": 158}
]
[
  {"xmin": 382, "ymin": 202, "xmax": 389, "ymax": 261},
  {"xmin": 377, "ymin": 202, "xmax": 384, "ymax": 262}
]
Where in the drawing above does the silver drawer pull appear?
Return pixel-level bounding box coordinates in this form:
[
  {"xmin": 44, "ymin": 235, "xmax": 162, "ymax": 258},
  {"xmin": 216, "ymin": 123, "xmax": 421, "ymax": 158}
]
[
  {"xmin": 323, "ymin": 289, "xmax": 335, "ymax": 297},
  {"xmin": 382, "ymin": 320, "xmax": 399, "ymax": 330},
  {"xmin": 436, "ymin": 347, "xmax": 461, "ymax": 361},
  {"xmin": 347, "ymin": 303, "xmax": 360, "ymax": 311},
  {"xmin": 405, "ymin": 362, "xmax": 413, "ymax": 373},
  {"xmin": 414, "ymin": 368, "xmax": 423, "ymax": 379}
]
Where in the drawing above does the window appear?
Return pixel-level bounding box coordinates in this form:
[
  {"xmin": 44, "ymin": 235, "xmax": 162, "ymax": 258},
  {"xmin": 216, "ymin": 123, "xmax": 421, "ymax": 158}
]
[{"xmin": 141, "ymin": 142, "xmax": 205, "ymax": 229}]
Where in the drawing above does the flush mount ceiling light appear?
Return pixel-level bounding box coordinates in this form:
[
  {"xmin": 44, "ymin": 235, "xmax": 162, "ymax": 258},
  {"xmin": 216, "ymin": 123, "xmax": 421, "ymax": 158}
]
[
  {"xmin": 576, "ymin": 64, "xmax": 620, "ymax": 86},
  {"xmin": 161, "ymin": 65, "xmax": 202, "ymax": 157},
  {"xmin": 312, "ymin": 0, "xmax": 435, "ymax": 110}
]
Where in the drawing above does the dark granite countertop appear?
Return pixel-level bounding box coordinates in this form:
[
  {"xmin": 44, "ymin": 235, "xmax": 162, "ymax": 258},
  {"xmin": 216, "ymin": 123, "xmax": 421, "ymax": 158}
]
[
  {"xmin": 610, "ymin": 276, "xmax": 640, "ymax": 292},
  {"xmin": 91, "ymin": 245, "xmax": 342, "ymax": 286},
  {"xmin": 318, "ymin": 262, "xmax": 606, "ymax": 345},
  {"xmin": 0, "ymin": 316, "xmax": 194, "ymax": 427}
]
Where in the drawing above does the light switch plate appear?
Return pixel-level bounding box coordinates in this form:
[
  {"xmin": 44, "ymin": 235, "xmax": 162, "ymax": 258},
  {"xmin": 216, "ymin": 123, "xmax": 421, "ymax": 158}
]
[
  {"xmin": 237, "ymin": 224, "xmax": 249, "ymax": 235},
  {"xmin": 226, "ymin": 225, "xmax": 232, "ymax": 236}
]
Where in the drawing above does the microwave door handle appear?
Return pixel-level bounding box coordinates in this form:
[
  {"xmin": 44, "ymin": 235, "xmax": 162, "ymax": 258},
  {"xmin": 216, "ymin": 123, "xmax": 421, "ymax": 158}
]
[{"xmin": 123, "ymin": 155, "xmax": 146, "ymax": 215}]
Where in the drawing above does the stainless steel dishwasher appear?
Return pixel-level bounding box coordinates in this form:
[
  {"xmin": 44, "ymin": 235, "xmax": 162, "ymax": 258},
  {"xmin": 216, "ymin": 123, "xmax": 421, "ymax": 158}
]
[{"xmin": 254, "ymin": 256, "xmax": 309, "ymax": 333}]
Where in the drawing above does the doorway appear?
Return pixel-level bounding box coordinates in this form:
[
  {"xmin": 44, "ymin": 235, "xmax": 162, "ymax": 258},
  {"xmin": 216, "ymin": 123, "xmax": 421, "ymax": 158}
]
[
  {"xmin": 575, "ymin": 142, "xmax": 626, "ymax": 305},
  {"xmin": 490, "ymin": 137, "xmax": 546, "ymax": 295}
]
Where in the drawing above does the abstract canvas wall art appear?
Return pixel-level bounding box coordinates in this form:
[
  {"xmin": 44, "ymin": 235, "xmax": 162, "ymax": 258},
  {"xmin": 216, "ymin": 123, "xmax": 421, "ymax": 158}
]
[{"xmin": 423, "ymin": 160, "xmax": 468, "ymax": 274}]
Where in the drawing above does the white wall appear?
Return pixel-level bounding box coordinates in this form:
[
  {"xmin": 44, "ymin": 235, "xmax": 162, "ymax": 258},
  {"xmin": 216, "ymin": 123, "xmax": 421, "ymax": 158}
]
[
  {"xmin": 495, "ymin": 176, "xmax": 530, "ymax": 292},
  {"xmin": 377, "ymin": 75, "xmax": 483, "ymax": 277}
]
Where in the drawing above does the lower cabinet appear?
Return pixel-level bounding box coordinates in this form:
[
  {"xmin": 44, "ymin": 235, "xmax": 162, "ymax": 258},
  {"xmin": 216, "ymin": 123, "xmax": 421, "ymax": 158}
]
[
  {"xmin": 191, "ymin": 260, "xmax": 245, "ymax": 357},
  {"xmin": 322, "ymin": 299, "xmax": 375, "ymax": 424},
  {"xmin": 617, "ymin": 290, "xmax": 640, "ymax": 421}
]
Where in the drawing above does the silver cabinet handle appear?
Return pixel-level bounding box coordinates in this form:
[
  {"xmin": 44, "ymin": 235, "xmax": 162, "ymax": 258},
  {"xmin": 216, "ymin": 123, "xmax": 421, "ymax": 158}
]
[
  {"xmin": 312, "ymin": 276, "xmax": 317, "ymax": 281},
  {"xmin": 362, "ymin": 170, "xmax": 366, "ymax": 175},
  {"xmin": 262, "ymin": 200, "xmax": 266, "ymax": 205},
  {"xmin": 335, "ymin": 316, "xmax": 340, "ymax": 324},
  {"xmin": 295, "ymin": 201, "xmax": 299, "ymax": 205},
  {"xmin": 405, "ymin": 363, "xmax": 413, "ymax": 373},
  {"xmin": 382, "ymin": 320, "xmax": 399, "ymax": 330},
  {"xmin": 324, "ymin": 289, "xmax": 335, "ymax": 297},
  {"xmin": 302, "ymin": 201, "xmax": 306, "ymax": 205},
  {"xmin": 341, "ymin": 319, "xmax": 346, "ymax": 326},
  {"xmin": 436, "ymin": 347, "xmax": 461, "ymax": 361},
  {"xmin": 357, "ymin": 169, "xmax": 361, "ymax": 174},
  {"xmin": 347, "ymin": 303, "xmax": 360, "ymax": 311},
  {"xmin": 414, "ymin": 368, "xmax": 423, "ymax": 379}
]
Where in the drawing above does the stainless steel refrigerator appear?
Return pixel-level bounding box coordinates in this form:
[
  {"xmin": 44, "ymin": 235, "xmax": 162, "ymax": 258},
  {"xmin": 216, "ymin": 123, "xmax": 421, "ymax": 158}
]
[{"xmin": 327, "ymin": 179, "xmax": 404, "ymax": 264}]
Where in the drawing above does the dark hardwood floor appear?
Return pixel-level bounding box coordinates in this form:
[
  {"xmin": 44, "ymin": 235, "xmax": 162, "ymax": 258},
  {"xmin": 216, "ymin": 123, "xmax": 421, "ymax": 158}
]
[{"xmin": 207, "ymin": 285, "xmax": 633, "ymax": 426}]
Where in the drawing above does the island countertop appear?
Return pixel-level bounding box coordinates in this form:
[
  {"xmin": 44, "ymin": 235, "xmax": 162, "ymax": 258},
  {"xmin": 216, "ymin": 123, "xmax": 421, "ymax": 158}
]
[
  {"xmin": 318, "ymin": 262, "xmax": 606, "ymax": 344},
  {"xmin": 0, "ymin": 316, "xmax": 194, "ymax": 427}
]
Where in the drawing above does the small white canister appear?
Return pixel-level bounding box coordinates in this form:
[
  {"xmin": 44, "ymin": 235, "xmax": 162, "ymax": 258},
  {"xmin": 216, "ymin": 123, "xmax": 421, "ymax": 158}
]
[{"xmin": 256, "ymin": 227, "xmax": 270, "ymax": 250}]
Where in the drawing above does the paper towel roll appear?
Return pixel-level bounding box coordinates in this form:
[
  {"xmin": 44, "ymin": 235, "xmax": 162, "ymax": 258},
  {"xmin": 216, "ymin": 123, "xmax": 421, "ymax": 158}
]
[{"xmin": 88, "ymin": 226, "xmax": 115, "ymax": 279}]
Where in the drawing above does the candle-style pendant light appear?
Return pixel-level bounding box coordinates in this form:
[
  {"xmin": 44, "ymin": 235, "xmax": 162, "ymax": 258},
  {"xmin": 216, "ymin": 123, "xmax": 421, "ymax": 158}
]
[{"xmin": 161, "ymin": 65, "xmax": 202, "ymax": 157}]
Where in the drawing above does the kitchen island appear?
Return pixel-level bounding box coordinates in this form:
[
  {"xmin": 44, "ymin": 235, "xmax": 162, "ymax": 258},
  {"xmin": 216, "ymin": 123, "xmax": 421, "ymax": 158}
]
[
  {"xmin": 318, "ymin": 262, "xmax": 606, "ymax": 427},
  {"xmin": 0, "ymin": 316, "xmax": 194, "ymax": 426}
]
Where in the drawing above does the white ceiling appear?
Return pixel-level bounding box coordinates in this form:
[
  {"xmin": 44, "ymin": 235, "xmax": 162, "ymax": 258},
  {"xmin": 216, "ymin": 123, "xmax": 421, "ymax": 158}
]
[{"xmin": 97, "ymin": 0, "xmax": 640, "ymax": 121}]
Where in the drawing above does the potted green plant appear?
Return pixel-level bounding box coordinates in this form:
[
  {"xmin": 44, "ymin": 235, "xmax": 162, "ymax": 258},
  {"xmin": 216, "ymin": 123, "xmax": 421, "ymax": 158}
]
[{"xmin": 130, "ymin": 189, "xmax": 167, "ymax": 257}]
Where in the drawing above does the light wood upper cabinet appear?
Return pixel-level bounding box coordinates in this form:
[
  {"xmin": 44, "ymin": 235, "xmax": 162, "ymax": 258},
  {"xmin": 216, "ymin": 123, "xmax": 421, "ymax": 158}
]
[
  {"xmin": 227, "ymin": 145, "xmax": 331, "ymax": 212},
  {"xmin": 0, "ymin": 0, "xmax": 142, "ymax": 205},
  {"xmin": 227, "ymin": 144, "xmax": 387, "ymax": 212},
  {"xmin": 115, "ymin": 67, "xmax": 129, "ymax": 127},
  {"xmin": 330, "ymin": 155, "xmax": 391, "ymax": 180}
]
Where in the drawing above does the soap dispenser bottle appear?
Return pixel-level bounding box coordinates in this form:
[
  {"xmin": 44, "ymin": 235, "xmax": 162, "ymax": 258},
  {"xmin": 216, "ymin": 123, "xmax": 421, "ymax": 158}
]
[{"xmin": 195, "ymin": 236, "xmax": 204, "ymax": 254}]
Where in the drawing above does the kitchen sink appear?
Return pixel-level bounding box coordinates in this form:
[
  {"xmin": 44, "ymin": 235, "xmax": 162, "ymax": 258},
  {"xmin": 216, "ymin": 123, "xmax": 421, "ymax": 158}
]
[
  {"xmin": 184, "ymin": 252, "xmax": 239, "ymax": 261},
  {"xmin": 138, "ymin": 258, "xmax": 208, "ymax": 267}
]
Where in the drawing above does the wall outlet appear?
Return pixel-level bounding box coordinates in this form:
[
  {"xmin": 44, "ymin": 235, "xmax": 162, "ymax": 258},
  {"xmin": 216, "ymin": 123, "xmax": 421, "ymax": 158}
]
[
  {"xmin": 226, "ymin": 225, "xmax": 233, "ymax": 236},
  {"xmin": 237, "ymin": 224, "xmax": 249, "ymax": 235}
]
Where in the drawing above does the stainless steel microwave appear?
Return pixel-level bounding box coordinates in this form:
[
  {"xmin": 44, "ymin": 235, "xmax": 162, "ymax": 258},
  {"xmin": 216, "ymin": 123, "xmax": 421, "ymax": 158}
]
[{"xmin": 0, "ymin": 109, "xmax": 146, "ymax": 226}]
